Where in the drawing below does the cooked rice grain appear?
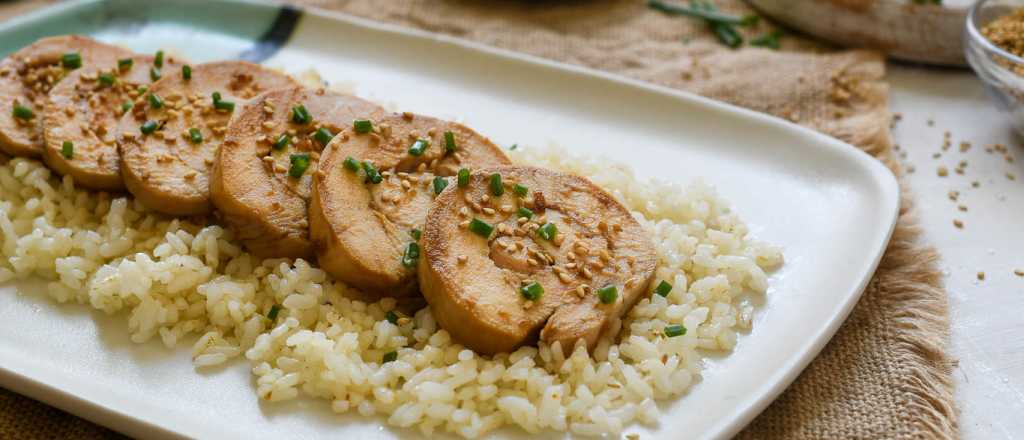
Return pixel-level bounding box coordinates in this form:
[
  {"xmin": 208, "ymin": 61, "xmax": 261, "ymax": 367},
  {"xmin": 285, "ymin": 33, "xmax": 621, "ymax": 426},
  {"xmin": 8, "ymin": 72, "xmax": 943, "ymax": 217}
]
[{"xmin": 0, "ymin": 147, "xmax": 781, "ymax": 438}]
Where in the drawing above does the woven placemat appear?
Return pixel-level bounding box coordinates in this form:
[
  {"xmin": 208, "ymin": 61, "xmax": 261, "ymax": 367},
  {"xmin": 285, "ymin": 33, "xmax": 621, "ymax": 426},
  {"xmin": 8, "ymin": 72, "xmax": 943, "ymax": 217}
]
[{"xmin": 0, "ymin": 1, "xmax": 957, "ymax": 438}]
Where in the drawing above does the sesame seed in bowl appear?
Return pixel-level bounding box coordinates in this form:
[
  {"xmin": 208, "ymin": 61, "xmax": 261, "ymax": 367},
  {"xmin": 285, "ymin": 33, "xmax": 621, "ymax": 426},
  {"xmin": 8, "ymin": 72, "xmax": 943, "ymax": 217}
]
[{"xmin": 965, "ymin": 0, "xmax": 1024, "ymax": 134}]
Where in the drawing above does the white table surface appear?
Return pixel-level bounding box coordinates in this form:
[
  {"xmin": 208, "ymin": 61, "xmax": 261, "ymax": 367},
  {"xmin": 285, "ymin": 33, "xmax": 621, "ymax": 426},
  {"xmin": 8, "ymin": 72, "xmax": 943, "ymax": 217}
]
[{"xmin": 889, "ymin": 65, "xmax": 1024, "ymax": 439}]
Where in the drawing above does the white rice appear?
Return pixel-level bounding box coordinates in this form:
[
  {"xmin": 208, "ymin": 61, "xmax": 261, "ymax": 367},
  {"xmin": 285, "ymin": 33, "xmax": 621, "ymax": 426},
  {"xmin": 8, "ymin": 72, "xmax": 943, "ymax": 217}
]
[{"xmin": 0, "ymin": 146, "xmax": 782, "ymax": 438}]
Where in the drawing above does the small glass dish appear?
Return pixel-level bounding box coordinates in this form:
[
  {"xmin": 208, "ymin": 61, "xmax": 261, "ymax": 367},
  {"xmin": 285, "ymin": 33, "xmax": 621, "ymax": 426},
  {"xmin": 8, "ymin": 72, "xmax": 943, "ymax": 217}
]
[{"xmin": 966, "ymin": 0, "xmax": 1024, "ymax": 135}]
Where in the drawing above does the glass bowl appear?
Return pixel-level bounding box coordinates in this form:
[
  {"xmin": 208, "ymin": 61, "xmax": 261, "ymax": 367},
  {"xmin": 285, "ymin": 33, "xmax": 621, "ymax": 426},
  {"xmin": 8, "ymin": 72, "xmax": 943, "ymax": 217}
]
[{"xmin": 966, "ymin": 0, "xmax": 1024, "ymax": 135}]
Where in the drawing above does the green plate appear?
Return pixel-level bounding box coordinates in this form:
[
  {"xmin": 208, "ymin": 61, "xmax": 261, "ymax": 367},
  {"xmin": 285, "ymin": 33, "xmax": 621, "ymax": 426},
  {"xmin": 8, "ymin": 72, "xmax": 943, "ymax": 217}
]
[{"xmin": 0, "ymin": 0, "xmax": 299, "ymax": 62}]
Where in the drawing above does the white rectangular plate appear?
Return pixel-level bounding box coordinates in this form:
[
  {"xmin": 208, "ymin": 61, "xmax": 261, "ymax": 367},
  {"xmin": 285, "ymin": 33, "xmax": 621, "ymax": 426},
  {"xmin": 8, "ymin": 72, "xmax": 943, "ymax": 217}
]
[{"xmin": 0, "ymin": 1, "xmax": 899, "ymax": 439}]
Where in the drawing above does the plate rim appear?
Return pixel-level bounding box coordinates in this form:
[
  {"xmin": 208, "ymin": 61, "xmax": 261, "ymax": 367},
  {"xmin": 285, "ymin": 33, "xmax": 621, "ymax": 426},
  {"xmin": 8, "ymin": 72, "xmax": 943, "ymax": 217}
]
[{"xmin": 0, "ymin": 0, "xmax": 901, "ymax": 439}]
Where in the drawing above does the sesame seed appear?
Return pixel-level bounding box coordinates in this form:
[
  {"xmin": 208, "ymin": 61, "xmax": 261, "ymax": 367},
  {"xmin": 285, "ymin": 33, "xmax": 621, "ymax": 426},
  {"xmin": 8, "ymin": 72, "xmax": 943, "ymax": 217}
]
[
  {"xmin": 977, "ymin": 271, "xmax": 985, "ymax": 281},
  {"xmin": 483, "ymin": 207, "xmax": 496, "ymax": 215},
  {"xmin": 953, "ymin": 219, "xmax": 964, "ymax": 229},
  {"xmin": 1014, "ymin": 269, "xmax": 1024, "ymax": 277},
  {"xmin": 457, "ymin": 255, "xmax": 468, "ymax": 264},
  {"xmin": 937, "ymin": 166, "xmax": 948, "ymax": 177}
]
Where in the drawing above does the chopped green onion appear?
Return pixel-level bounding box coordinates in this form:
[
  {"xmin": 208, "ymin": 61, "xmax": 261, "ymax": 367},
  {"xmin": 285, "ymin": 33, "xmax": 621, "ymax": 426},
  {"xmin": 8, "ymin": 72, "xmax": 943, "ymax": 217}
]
[
  {"xmin": 408, "ymin": 138, "xmax": 429, "ymax": 156},
  {"xmin": 647, "ymin": 0, "xmax": 757, "ymax": 26},
  {"xmin": 148, "ymin": 93, "xmax": 163, "ymax": 109},
  {"xmin": 273, "ymin": 134, "xmax": 291, "ymax": 150},
  {"xmin": 121, "ymin": 101, "xmax": 133, "ymax": 113},
  {"xmin": 468, "ymin": 218, "xmax": 493, "ymax": 238},
  {"xmin": 513, "ymin": 184, "xmax": 529, "ymax": 197},
  {"xmin": 489, "ymin": 173, "xmax": 504, "ymax": 196},
  {"xmin": 313, "ymin": 127, "xmax": 334, "ymax": 146},
  {"xmin": 457, "ymin": 168, "xmax": 470, "ymax": 187},
  {"xmin": 342, "ymin": 156, "xmax": 360, "ymax": 171},
  {"xmin": 410, "ymin": 228, "xmax": 422, "ymax": 240},
  {"xmin": 711, "ymin": 22, "xmax": 743, "ymax": 48},
  {"xmin": 182, "ymin": 65, "xmax": 192, "ymax": 80},
  {"xmin": 60, "ymin": 141, "xmax": 73, "ymax": 159},
  {"xmin": 267, "ymin": 304, "xmax": 281, "ymax": 320},
  {"xmin": 509, "ymin": 143, "xmax": 518, "ymax": 151},
  {"xmin": 520, "ymin": 281, "xmax": 544, "ymax": 301},
  {"xmin": 537, "ymin": 222, "xmax": 557, "ymax": 241},
  {"xmin": 597, "ymin": 284, "xmax": 618, "ymax": 304},
  {"xmin": 664, "ymin": 324, "xmax": 687, "ymax": 337},
  {"xmin": 750, "ymin": 31, "xmax": 782, "ymax": 49},
  {"xmin": 214, "ymin": 99, "xmax": 235, "ymax": 112},
  {"xmin": 444, "ymin": 130, "xmax": 457, "ymax": 153},
  {"xmin": 153, "ymin": 50, "xmax": 164, "ymax": 68},
  {"xmin": 432, "ymin": 176, "xmax": 448, "ymax": 195},
  {"xmin": 12, "ymin": 104, "xmax": 33, "ymax": 120},
  {"xmin": 353, "ymin": 119, "xmax": 373, "ymax": 134},
  {"xmin": 291, "ymin": 104, "xmax": 311, "ymax": 124},
  {"xmin": 361, "ymin": 161, "xmax": 382, "ymax": 184},
  {"xmin": 517, "ymin": 207, "xmax": 534, "ymax": 219},
  {"xmin": 140, "ymin": 120, "xmax": 158, "ymax": 135},
  {"xmin": 654, "ymin": 280, "xmax": 672, "ymax": 297},
  {"xmin": 98, "ymin": 73, "xmax": 115, "ymax": 86},
  {"xmin": 118, "ymin": 58, "xmax": 133, "ymax": 71},
  {"xmin": 385, "ymin": 310, "xmax": 399, "ymax": 324},
  {"xmin": 383, "ymin": 351, "xmax": 398, "ymax": 363},
  {"xmin": 149, "ymin": 66, "xmax": 161, "ymax": 81},
  {"xmin": 188, "ymin": 128, "xmax": 203, "ymax": 144},
  {"xmin": 402, "ymin": 242, "xmax": 420, "ymax": 268},
  {"xmin": 211, "ymin": 92, "xmax": 234, "ymax": 112},
  {"xmin": 137, "ymin": 86, "xmax": 148, "ymax": 94},
  {"xmin": 61, "ymin": 52, "xmax": 81, "ymax": 69},
  {"xmin": 288, "ymin": 153, "xmax": 311, "ymax": 178}
]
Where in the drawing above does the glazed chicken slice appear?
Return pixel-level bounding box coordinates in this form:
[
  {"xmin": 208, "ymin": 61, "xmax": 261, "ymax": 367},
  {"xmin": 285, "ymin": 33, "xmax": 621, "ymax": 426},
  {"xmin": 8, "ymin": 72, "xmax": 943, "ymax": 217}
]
[
  {"xmin": 117, "ymin": 60, "xmax": 296, "ymax": 215},
  {"xmin": 418, "ymin": 166, "xmax": 657, "ymax": 354},
  {"xmin": 310, "ymin": 112, "xmax": 511, "ymax": 298},
  {"xmin": 211, "ymin": 86, "xmax": 385, "ymax": 260},
  {"xmin": 42, "ymin": 53, "xmax": 182, "ymax": 190},
  {"xmin": 0, "ymin": 35, "xmax": 131, "ymax": 157}
]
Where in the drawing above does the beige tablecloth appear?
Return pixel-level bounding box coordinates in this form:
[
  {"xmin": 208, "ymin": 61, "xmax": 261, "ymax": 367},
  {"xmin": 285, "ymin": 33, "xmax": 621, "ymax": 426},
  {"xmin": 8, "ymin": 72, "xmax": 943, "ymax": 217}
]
[{"xmin": 0, "ymin": 1, "xmax": 957, "ymax": 438}]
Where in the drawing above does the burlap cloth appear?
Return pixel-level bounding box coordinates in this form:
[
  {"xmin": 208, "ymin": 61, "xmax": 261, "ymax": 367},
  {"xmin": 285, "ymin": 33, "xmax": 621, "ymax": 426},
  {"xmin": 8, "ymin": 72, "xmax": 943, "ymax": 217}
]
[{"xmin": 0, "ymin": 1, "xmax": 957, "ymax": 438}]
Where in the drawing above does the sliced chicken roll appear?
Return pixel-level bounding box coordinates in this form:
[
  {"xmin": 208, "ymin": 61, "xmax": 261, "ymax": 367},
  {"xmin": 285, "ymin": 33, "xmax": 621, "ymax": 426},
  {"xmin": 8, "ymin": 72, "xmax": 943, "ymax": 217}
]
[
  {"xmin": 418, "ymin": 166, "xmax": 657, "ymax": 355},
  {"xmin": 42, "ymin": 53, "xmax": 182, "ymax": 190},
  {"xmin": 310, "ymin": 113, "xmax": 512, "ymax": 298},
  {"xmin": 211, "ymin": 86, "xmax": 385, "ymax": 260},
  {"xmin": 0, "ymin": 35, "xmax": 131, "ymax": 157},
  {"xmin": 118, "ymin": 61, "xmax": 296, "ymax": 215}
]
